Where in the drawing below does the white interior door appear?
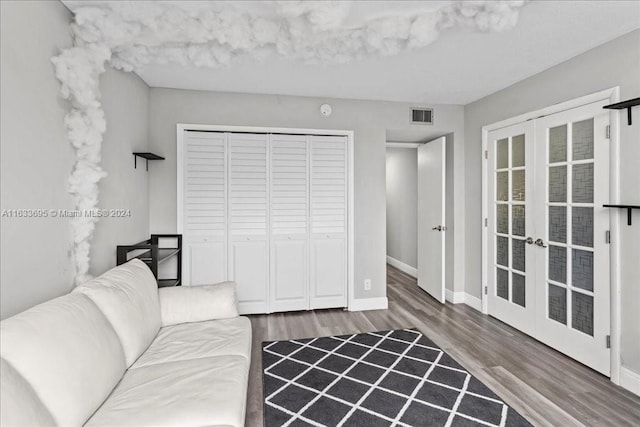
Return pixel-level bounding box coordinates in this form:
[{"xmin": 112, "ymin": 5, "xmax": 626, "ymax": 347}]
[
  {"xmin": 485, "ymin": 100, "xmax": 611, "ymax": 375},
  {"xmin": 270, "ymin": 134, "xmax": 309, "ymax": 312},
  {"xmin": 487, "ymin": 122, "xmax": 537, "ymax": 336},
  {"xmin": 182, "ymin": 131, "xmax": 227, "ymax": 286},
  {"xmin": 534, "ymin": 101, "xmax": 610, "ymax": 375},
  {"xmin": 309, "ymin": 135, "xmax": 348, "ymax": 309},
  {"xmin": 417, "ymin": 136, "xmax": 446, "ymax": 303},
  {"xmin": 227, "ymin": 133, "xmax": 269, "ymax": 314},
  {"xmin": 180, "ymin": 128, "xmax": 350, "ymax": 314}
]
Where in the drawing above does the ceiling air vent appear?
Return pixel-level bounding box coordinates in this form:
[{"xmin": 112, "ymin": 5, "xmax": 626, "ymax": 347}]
[{"xmin": 411, "ymin": 107, "xmax": 433, "ymax": 125}]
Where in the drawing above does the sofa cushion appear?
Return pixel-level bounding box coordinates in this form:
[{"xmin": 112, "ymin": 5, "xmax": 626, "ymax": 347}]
[
  {"xmin": 0, "ymin": 293, "xmax": 126, "ymax": 427},
  {"xmin": 86, "ymin": 356, "xmax": 250, "ymax": 427},
  {"xmin": 131, "ymin": 316, "xmax": 251, "ymax": 369},
  {"xmin": 74, "ymin": 258, "xmax": 161, "ymax": 366},
  {"xmin": 0, "ymin": 358, "xmax": 56, "ymax": 427},
  {"xmin": 159, "ymin": 281, "xmax": 238, "ymax": 327}
]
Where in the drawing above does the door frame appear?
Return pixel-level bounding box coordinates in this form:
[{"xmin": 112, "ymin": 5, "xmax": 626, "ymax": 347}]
[
  {"xmin": 176, "ymin": 124, "xmax": 355, "ymax": 310},
  {"xmin": 481, "ymin": 87, "xmax": 622, "ymax": 383}
]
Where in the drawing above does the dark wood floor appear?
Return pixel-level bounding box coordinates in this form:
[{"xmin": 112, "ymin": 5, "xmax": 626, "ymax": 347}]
[{"xmin": 245, "ymin": 265, "xmax": 640, "ymax": 426}]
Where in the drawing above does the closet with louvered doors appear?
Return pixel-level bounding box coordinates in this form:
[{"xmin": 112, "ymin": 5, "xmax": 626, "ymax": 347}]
[{"xmin": 180, "ymin": 130, "xmax": 349, "ymax": 314}]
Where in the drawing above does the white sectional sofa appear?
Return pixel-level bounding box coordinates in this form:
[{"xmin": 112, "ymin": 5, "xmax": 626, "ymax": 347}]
[{"xmin": 0, "ymin": 259, "xmax": 252, "ymax": 427}]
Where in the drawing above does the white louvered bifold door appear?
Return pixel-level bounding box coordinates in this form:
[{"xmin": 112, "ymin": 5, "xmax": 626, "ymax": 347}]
[
  {"xmin": 181, "ymin": 130, "xmax": 348, "ymax": 313},
  {"xmin": 269, "ymin": 134, "xmax": 309, "ymax": 312},
  {"xmin": 309, "ymin": 135, "xmax": 348, "ymax": 309},
  {"xmin": 183, "ymin": 131, "xmax": 227, "ymax": 286},
  {"xmin": 228, "ymin": 133, "xmax": 269, "ymax": 314}
]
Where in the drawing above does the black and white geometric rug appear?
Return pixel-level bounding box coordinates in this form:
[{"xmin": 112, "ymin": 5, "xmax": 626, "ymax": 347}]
[{"xmin": 262, "ymin": 329, "xmax": 532, "ymax": 427}]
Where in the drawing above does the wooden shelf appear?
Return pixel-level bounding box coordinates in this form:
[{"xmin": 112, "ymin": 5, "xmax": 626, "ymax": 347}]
[
  {"xmin": 603, "ymin": 97, "xmax": 640, "ymax": 125},
  {"xmin": 603, "ymin": 204, "xmax": 640, "ymax": 225}
]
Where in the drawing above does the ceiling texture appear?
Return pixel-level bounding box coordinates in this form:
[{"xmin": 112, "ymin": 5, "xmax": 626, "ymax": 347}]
[{"xmin": 63, "ymin": 0, "xmax": 640, "ymax": 105}]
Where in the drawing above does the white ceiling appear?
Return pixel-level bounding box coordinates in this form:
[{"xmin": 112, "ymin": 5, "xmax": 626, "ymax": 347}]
[{"xmin": 65, "ymin": 1, "xmax": 640, "ymax": 106}]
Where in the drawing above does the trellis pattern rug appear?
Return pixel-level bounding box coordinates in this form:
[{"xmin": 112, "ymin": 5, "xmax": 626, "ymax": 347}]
[{"xmin": 262, "ymin": 329, "xmax": 532, "ymax": 426}]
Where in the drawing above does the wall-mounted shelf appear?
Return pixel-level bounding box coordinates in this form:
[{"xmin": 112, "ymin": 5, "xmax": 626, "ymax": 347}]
[
  {"xmin": 603, "ymin": 204, "xmax": 640, "ymax": 226},
  {"xmin": 603, "ymin": 97, "xmax": 640, "ymax": 125},
  {"xmin": 133, "ymin": 152, "xmax": 164, "ymax": 171}
]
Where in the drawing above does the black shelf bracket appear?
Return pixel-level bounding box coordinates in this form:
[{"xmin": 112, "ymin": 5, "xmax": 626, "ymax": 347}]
[
  {"xmin": 603, "ymin": 204, "xmax": 640, "ymax": 226},
  {"xmin": 133, "ymin": 152, "xmax": 165, "ymax": 171},
  {"xmin": 603, "ymin": 97, "xmax": 640, "ymax": 126}
]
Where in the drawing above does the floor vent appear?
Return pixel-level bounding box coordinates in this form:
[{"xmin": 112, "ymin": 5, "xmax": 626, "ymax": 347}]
[{"xmin": 411, "ymin": 107, "xmax": 434, "ymax": 125}]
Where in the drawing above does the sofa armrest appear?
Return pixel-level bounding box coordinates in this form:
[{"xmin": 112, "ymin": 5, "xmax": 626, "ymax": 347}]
[{"xmin": 158, "ymin": 281, "xmax": 239, "ymax": 327}]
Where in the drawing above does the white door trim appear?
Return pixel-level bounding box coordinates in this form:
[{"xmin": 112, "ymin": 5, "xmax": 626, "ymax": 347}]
[
  {"xmin": 177, "ymin": 123, "xmax": 355, "ymax": 311},
  {"xmin": 481, "ymin": 87, "xmax": 622, "ymax": 383}
]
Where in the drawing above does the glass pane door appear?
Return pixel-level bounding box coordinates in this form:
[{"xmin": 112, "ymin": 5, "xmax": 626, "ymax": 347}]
[
  {"xmin": 546, "ymin": 120, "xmax": 596, "ymax": 334},
  {"xmin": 496, "ymin": 134, "xmax": 527, "ymax": 306},
  {"xmin": 487, "ymin": 122, "xmax": 535, "ymax": 336},
  {"xmin": 534, "ymin": 101, "xmax": 611, "ymax": 376},
  {"xmin": 486, "ymin": 99, "xmax": 611, "ymax": 376}
]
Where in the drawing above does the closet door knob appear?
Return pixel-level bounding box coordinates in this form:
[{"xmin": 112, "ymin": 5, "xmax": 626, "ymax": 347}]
[{"xmin": 525, "ymin": 237, "xmax": 534, "ymax": 245}]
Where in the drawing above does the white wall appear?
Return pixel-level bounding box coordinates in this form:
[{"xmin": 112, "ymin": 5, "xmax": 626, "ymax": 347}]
[
  {"xmin": 386, "ymin": 147, "xmax": 418, "ymax": 269},
  {"xmin": 464, "ymin": 30, "xmax": 640, "ymax": 374},
  {"xmin": 90, "ymin": 68, "xmax": 151, "ymax": 276},
  {"xmin": 148, "ymin": 89, "xmax": 466, "ymax": 301},
  {"xmin": 0, "ymin": 1, "xmax": 150, "ymax": 319}
]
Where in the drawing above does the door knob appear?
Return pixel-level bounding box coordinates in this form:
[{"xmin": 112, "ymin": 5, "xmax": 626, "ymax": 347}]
[
  {"xmin": 534, "ymin": 238, "xmax": 547, "ymax": 248},
  {"xmin": 525, "ymin": 237, "xmax": 534, "ymax": 245},
  {"xmin": 432, "ymin": 225, "xmax": 446, "ymax": 231}
]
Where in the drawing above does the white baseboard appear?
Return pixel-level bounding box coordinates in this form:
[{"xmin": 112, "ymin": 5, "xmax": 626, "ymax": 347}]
[
  {"xmin": 445, "ymin": 290, "xmax": 465, "ymax": 304},
  {"xmin": 349, "ymin": 297, "xmax": 389, "ymax": 311},
  {"xmin": 464, "ymin": 293, "xmax": 483, "ymax": 312},
  {"xmin": 443, "ymin": 290, "xmax": 483, "ymax": 312},
  {"xmin": 619, "ymin": 366, "xmax": 640, "ymax": 396},
  {"xmin": 386, "ymin": 256, "xmax": 417, "ymax": 278}
]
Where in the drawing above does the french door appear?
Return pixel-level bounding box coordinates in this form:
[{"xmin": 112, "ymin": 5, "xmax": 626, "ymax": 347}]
[
  {"xmin": 487, "ymin": 122, "xmax": 536, "ymax": 336},
  {"xmin": 487, "ymin": 100, "xmax": 611, "ymax": 375}
]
